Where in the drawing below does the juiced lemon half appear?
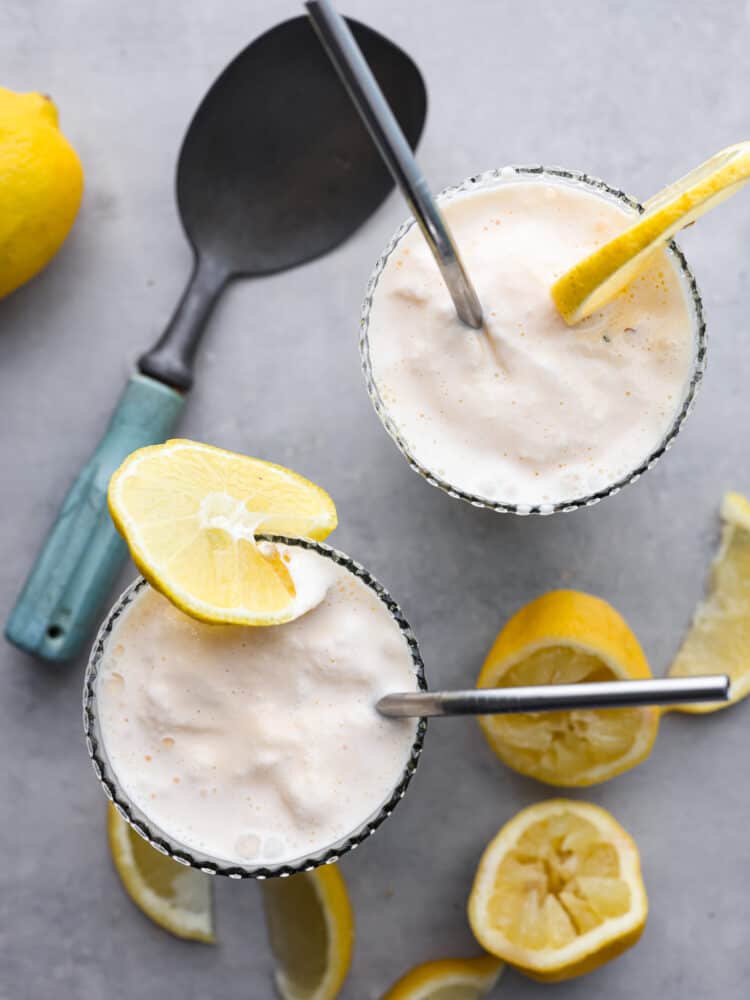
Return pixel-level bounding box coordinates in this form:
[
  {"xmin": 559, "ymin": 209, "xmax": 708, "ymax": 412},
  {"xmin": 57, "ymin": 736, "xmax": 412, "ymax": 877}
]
[
  {"xmin": 669, "ymin": 491, "xmax": 750, "ymax": 713},
  {"xmin": 262, "ymin": 865, "xmax": 354, "ymax": 1000},
  {"xmin": 552, "ymin": 141, "xmax": 750, "ymax": 323},
  {"xmin": 381, "ymin": 954, "xmax": 503, "ymax": 1000},
  {"xmin": 108, "ymin": 439, "xmax": 337, "ymax": 626},
  {"xmin": 468, "ymin": 800, "xmax": 647, "ymax": 982},
  {"xmin": 108, "ymin": 803, "xmax": 214, "ymax": 943},
  {"xmin": 477, "ymin": 590, "xmax": 659, "ymax": 786}
]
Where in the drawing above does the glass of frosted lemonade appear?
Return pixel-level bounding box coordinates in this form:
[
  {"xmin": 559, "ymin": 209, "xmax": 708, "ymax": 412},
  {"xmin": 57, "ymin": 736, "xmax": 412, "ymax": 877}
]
[
  {"xmin": 84, "ymin": 530, "xmax": 426, "ymax": 877},
  {"xmin": 361, "ymin": 166, "xmax": 706, "ymax": 514}
]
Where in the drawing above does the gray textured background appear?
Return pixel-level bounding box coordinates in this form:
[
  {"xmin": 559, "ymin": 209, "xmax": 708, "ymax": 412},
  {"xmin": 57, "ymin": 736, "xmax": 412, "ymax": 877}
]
[{"xmin": 2, "ymin": 1, "xmax": 750, "ymax": 997}]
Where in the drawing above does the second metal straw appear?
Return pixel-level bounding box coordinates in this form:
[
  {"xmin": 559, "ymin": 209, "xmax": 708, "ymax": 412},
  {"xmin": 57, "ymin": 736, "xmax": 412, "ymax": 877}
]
[
  {"xmin": 377, "ymin": 675, "xmax": 731, "ymax": 718},
  {"xmin": 306, "ymin": 0, "xmax": 484, "ymax": 329}
]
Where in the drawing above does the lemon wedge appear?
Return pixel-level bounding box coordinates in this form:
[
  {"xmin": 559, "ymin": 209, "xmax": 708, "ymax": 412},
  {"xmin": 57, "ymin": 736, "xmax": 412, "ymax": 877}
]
[
  {"xmin": 381, "ymin": 954, "xmax": 503, "ymax": 1000},
  {"xmin": 668, "ymin": 491, "xmax": 750, "ymax": 712},
  {"xmin": 108, "ymin": 439, "xmax": 337, "ymax": 626},
  {"xmin": 468, "ymin": 799, "xmax": 647, "ymax": 982},
  {"xmin": 108, "ymin": 803, "xmax": 214, "ymax": 943},
  {"xmin": 552, "ymin": 141, "xmax": 750, "ymax": 323},
  {"xmin": 477, "ymin": 590, "xmax": 659, "ymax": 786},
  {"xmin": 262, "ymin": 865, "xmax": 354, "ymax": 1000}
]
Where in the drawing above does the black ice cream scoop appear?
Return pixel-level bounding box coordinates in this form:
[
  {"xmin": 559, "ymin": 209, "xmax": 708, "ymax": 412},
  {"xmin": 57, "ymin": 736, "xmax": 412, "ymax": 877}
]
[{"xmin": 6, "ymin": 14, "xmax": 426, "ymax": 661}]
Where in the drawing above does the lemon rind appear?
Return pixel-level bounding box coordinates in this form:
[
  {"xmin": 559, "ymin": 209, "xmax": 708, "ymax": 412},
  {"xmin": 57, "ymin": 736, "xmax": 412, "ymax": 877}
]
[
  {"xmin": 382, "ymin": 954, "xmax": 503, "ymax": 1000},
  {"xmin": 668, "ymin": 490, "xmax": 750, "ymax": 714},
  {"xmin": 552, "ymin": 141, "xmax": 750, "ymax": 324},
  {"xmin": 468, "ymin": 800, "xmax": 647, "ymax": 981},
  {"xmin": 108, "ymin": 804, "xmax": 215, "ymax": 944},
  {"xmin": 478, "ymin": 635, "xmax": 659, "ymax": 786},
  {"xmin": 268, "ymin": 865, "xmax": 354, "ymax": 1000},
  {"xmin": 108, "ymin": 439, "xmax": 338, "ymax": 626}
]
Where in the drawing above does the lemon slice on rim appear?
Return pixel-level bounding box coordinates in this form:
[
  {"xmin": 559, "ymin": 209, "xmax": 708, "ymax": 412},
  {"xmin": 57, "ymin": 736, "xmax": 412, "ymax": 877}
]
[
  {"xmin": 381, "ymin": 954, "xmax": 503, "ymax": 1000},
  {"xmin": 262, "ymin": 865, "xmax": 354, "ymax": 1000},
  {"xmin": 108, "ymin": 803, "xmax": 214, "ymax": 943},
  {"xmin": 477, "ymin": 590, "xmax": 659, "ymax": 786},
  {"xmin": 468, "ymin": 799, "xmax": 647, "ymax": 982},
  {"xmin": 552, "ymin": 141, "xmax": 750, "ymax": 324},
  {"xmin": 668, "ymin": 491, "xmax": 750, "ymax": 713},
  {"xmin": 108, "ymin": 439, "xmax": 337, "ymax": 626}
]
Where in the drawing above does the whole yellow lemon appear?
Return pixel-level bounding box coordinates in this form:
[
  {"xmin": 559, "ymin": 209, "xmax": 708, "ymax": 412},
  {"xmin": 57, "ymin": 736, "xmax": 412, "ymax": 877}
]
[{"xmin": 0, "ymin": 87, "xmax": 83, "ymax": 298}]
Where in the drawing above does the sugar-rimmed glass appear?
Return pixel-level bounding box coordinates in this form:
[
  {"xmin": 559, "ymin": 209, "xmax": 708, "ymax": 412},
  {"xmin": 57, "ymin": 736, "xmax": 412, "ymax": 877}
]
[
  {"xmin": 82, "ymin": 536, "xmax": 427, "ymax": 879},
  {"xmin": 360, "ymin": 165, "xmax": 707, "ymax": 515}
]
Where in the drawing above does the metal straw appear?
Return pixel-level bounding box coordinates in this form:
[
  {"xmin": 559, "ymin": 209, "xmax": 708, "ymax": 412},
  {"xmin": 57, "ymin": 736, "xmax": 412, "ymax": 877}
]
[
  {"xmin": 305, "ymin": 0, "xmax": 484, "ymax": 329},
  {"xmin": 377, "ymin": 675, "xmax": 731, "ymax": 718}
]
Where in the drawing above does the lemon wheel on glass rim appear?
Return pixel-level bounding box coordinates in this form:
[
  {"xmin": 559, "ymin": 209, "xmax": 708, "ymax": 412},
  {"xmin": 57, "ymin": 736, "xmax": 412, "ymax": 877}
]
[{"xmin": 108, "ymin": 439, "xmax": 338, "ymax": 626}]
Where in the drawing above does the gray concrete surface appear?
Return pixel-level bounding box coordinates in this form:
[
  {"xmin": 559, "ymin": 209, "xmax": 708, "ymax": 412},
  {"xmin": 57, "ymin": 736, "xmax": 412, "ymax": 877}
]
[{"xmin": 2, "ymin": 1, "xmax": 750, "ymax": 997}]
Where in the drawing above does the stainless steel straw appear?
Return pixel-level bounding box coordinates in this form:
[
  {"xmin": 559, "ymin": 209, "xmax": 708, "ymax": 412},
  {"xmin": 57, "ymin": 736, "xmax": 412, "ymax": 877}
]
[
  {"xmin": 377, "ymin": 675, "xmax": 731, "ymax": 718},
  {"xmin": 305, "ymin": 0, "xmax": 484, "ymax": 329}
]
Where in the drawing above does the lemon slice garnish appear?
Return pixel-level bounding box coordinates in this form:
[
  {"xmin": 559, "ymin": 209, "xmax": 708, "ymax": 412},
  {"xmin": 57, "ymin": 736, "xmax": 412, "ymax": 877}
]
[
  {"xmin": 381, "ymin": 954, "xmax": 503, "ymax": 999},
  {"xmin": 477, "ymin": 590, "xmax": 659, "ymax": 786},
  {"xmin": 468, "ymin": 799, "xmax": 647, "ymax": 982},
  {"xmin": 108, "ymin": 439, "xmax": 337, "ymax": 626},
  {"xmin": 552, "ymin": 141, "xmax": 750, "ymax": 323},
  {"xmin": 668, "ymin": 491, "xmax": 750, "ymax": 712},
  {"xmin": 262, "ymin": 865, "xmax": 354, "ymax": 1000},
  {"xmin": 107, "ymin": 804, "xmax": 214, "ymax": 943}
]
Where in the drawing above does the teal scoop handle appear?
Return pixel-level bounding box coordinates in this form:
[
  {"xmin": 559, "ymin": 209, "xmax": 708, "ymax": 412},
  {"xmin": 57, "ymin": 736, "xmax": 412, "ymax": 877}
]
[{"xmin": 5, "ymin": 374, "xmax": 184, "ymax": 661}]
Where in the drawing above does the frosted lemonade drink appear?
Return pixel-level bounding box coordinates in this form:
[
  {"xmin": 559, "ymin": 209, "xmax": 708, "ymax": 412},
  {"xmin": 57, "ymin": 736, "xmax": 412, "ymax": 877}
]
[
  {"xmin": 85, "ymin": 443, "xmax": 424, "ymax": 875},
  {"xmin": 361, "ymin": 167, "xmax": 704, "ymax": 513},
  {"xmin": 88, "ymin": 540, "xmax": 423, "ymax": 873}
]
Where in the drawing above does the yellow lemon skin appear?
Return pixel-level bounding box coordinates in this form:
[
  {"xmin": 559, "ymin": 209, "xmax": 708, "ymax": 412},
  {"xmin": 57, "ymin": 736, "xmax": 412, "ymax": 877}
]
[
  {"xmin": 262, "ymin": 864, "xmax": 354, "ymax": 1000},
  {"xmin": 477, "ymin": 590, "xmax": 660, "ymax": 787},
  {"xmin": 552, "ymin": 141, "xmax": 750, "ymax": 324},
  {"xmin": 107, "ymin": 439, "xmax": 339, "ymax": 627},
  {"xmin": 107, "ymin": 804, "xmax": 214, "ymax": 944},
  {"xmin": 521, "ymin": 925, "xmax": 645, "ymax": 984},
  {"xmin": 668, "ymin": 491, "xmax": 750, "ymax": 713},
  {"xmin": 381, "ymin": 953, "xmax": 503, "ymax": 999},
  {"xmin": 482, "ymin": 590, "xmax": 653, "ymax": 681},
  {"xmin": 0, "ymin": 87, "xmax": 83, "ymax": 298},
  {"xmin": 468, "ymin": 799, "xmax": 648, "ymax": 983}
]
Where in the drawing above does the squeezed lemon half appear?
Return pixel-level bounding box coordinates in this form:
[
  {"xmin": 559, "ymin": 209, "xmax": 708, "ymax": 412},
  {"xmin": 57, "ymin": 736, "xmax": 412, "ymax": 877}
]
[
  {"xmin": 381, "ymin": 954, "xmax": 503, "ymax": 1000},
  {"xmin": 108, "ymin": 439, "xmax": 337, "ymax": 626},
  {"xmin": 262, "ymin": 865, "xmax": 354, "ymax": 1000},
  {"xmin": 468, "ymin": 799, "xmax": 647, "ymax": 982},
  {"xmin": 108, "ymin": 804, "xmax": 214, "ymax": 943},
  {"xmin": 552, "ymin": 141, "xmax": 750, "ymax": 323},
  {"xmin": 669, "ymin": 491, "xmax": 750, "ymax": 712},
  {"xmin": 477, "ymin": 590, "xmax": 659, "ymax": 786}
]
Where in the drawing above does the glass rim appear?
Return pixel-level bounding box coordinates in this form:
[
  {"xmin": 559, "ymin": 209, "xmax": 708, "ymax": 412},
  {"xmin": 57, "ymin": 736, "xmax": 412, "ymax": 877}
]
[
  {"xmin": 82, "ymin": 535, "xmax": 428, "ymax": 880},
  {"xmin": 360, "ymin": 163, "xmax": 708, "ymax": 515}
]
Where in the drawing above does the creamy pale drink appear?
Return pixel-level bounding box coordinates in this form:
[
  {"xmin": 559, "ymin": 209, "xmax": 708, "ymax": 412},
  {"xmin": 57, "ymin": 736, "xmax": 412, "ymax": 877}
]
[
  {"xmin": 94, "ymin": 542, "xmax": 420, "ymax": 867},
  {"xmin": 364, "ymin": 170, "xmax": 699, "ymax": 509}
]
